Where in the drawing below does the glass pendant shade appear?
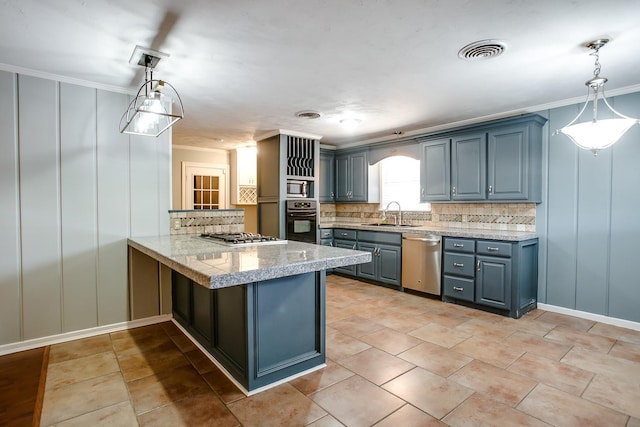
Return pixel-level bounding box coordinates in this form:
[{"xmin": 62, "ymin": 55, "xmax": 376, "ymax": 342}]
[
  {"xmin": 559, "ymin": 118, "xmax": 637, "ymax": 155},
  {"xmin": 120, "ymin": 78, "xmax": 184, "ymax": 137},
  {"xmin": 554, "ymin": 39, "xmax": 638, "ymax": 156}
]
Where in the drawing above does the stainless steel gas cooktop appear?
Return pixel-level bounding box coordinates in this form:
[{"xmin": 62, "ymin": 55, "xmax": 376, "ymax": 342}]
[{"xmin": 200, "ymin": 232, "xmax": 287, "ymax": 247}]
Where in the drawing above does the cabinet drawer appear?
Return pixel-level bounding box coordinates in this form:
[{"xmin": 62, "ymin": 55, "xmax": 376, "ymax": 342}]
[
  {"xmin": 443, "ymin": 275, "xmax": 474, "ymax": 302},
  {"xmin": 443, "ymin": 253, "xmax": 475, "ymax": 277},
  {"xmin": 477, "ymin": 241, "xmax": 512, "ymax": 257},
  {"xmin": 444, "ymin": 238, "xmax": 475, "ymax": 253},
  {"xmin": 334, "ymin": 229, "xmax": 357, "ymax": 240},
  {"xmin": 319, "ymin": 229, "xmax": 333, "ymax": 239},
  {"xmin": 358, "ymin": 230, "xmax": 402, "ymax": 245}
]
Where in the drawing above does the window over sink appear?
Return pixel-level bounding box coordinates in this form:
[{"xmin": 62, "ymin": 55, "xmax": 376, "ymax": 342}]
[{"xmin": 379, "ymin": 156, "xmax": 431, "ymax": 212}]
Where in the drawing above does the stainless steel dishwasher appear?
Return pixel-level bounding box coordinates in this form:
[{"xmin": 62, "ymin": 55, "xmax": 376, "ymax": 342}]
[{"xmin": 401, "ymin": 234, "xmax": 442, "ymax": 295}]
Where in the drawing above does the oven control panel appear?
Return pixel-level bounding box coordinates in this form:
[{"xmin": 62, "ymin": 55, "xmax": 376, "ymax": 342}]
[{"xmin": 289, "ymin": 200, "xmax": 315, "ymax": 209}]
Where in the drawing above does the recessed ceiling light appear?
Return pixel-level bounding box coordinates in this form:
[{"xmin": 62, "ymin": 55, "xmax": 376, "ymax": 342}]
[
  {"xmin": 295, "ymin": 110, "xmax": 321, "ymax": 119},
  {"xmin": 458, "ymin": 39, "xmax": 507, "ymax": 60}
]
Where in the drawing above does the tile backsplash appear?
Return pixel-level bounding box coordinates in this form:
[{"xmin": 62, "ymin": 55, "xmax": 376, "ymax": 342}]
[
  {"xmin": 320, "ymin": 203, "xmax": 536, "ymax": 232},
  {"xmin": 168, "ymin": 209, "xmax": 245, "ymax": 235}
]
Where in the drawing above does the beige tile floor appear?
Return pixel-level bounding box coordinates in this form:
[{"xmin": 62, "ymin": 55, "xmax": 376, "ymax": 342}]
[{"xmin": 40, "ymin": 274, "xmax": 640, "ymax": 426}]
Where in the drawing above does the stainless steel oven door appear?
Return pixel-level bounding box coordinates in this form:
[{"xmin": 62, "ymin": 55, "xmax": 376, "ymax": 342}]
[{"xmin": 286, "ymin": 212, "xmax": 317, "ymax": 243}]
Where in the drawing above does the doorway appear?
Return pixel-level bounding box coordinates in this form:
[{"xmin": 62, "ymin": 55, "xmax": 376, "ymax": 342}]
[{"xmin": 181, "ymin": 162, "xmax": 228, "ymax": 209}]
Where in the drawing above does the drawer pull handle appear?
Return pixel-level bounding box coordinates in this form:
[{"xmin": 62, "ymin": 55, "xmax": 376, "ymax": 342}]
[
  {"xmin": 453, "ymin": 243, "xmax": 464, "ymax": 248},
  {"xmin": 487, "ymin": 246, "xmax": 500, "ymax": 251},
  {"xmin": 476, "ymin": 259, "xmax": 481, "ymax": 271},
  {"xmin": 453, "ymin": 286, "xmax": 464, "ymax": 292},
  {"xmin": 453, "ymin": 262, "xmax": 464, "ymax": 268}
]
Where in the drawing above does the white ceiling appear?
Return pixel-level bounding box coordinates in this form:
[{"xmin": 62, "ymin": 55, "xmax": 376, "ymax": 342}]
[{"xmin": 2, "ymin": 0, "xmax": 640, "ymax": 150}]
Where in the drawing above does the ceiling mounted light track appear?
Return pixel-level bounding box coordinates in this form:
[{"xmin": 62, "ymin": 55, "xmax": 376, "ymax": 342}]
[
  {"xmin": 119, "ymin": 46, "xmax": 184, "ymax": 137},
  {"xmin": 554, "ymin": 39, "xmax": 639, "ymax": 155}
]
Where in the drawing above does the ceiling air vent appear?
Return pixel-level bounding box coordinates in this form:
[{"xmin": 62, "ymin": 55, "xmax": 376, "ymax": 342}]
[
  {"xmin": 295, "ymin": 110, "xmax": 321, "ymax": 119},
  {"xmin": 458, "ymin": 40, "xmax": 507, "ymax": 60}
]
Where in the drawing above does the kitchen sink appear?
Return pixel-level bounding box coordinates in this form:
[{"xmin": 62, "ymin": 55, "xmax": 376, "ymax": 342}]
[{"xmin": 361, "ymin": 223, "xmax": 419, "ymax": 227}]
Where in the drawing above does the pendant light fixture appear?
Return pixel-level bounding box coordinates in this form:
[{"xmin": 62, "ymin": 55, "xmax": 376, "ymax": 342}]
[
  {"xmin": 554, "ymin": 39, "xmax": 639, "ymax": 156},
  {"xmin": 120, "ymin": 47, "xmax": 184, "ymax": 137}
]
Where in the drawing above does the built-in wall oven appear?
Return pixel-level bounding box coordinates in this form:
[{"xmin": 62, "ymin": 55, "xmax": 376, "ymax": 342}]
[{"xmin": 286, "ymin": 200, "xmax": 317, "ymax": 243}]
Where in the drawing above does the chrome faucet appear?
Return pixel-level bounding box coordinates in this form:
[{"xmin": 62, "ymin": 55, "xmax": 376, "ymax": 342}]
[{"xmin": 384, "ymin": 201, "xmax": 402, "ymax": 226}]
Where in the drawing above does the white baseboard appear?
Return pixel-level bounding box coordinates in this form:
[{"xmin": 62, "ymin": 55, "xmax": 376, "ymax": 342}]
[
  {"xmin": 0, "ymin": 314, "xmax": 173, "ymax": 356},
  {"xmin": 537, "ymin": 303, "xmax": 640, "ymax": 332}
]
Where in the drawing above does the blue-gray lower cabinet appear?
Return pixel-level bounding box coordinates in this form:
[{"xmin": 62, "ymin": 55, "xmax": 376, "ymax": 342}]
[
  {"xmin": 476, "ymin": 255, "xmax": 512, "ymax": 310},
  {"xmin": 333, "ymin": 239, "xmax": 357, "ymax": 275},
  {"xmin": 334, "ymin": 230, "xmax": 402, "ymax": 289},
  {"xmin": 172, "ymin": 270, "xmax": 326, "ymax": 392},
  {"xmin": 356, "ymin": 242, "xmax": 402, "ymax": 289},
  {"xmin": 442, "ymin": 237, "xmax": 538, "ymax": 318}
]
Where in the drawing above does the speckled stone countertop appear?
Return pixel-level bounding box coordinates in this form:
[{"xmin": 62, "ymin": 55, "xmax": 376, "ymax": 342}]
[
  {"xmin": 128, "ymin": 235, "xmax": 371, "ymax": 289},
  {"xmin": 320, "ymin": 222, "xmax": 537, "ymax": 241}
]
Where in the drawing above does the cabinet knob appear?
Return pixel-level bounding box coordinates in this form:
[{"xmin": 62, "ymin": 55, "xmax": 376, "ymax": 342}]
[{"xmin": 331, "ymin": 192, "xmax": 335, "ymax": 198}]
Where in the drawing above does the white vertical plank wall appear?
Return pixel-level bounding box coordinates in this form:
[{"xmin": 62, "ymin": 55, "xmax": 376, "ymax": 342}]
[
  {"xmin": 130, "ymin": 134, "xmax": 162, "ymax": 237},
  {"xmin": 96, "ymin": 90, "xmax": 131, "ymax": 326},
  {"xmin": 18, "ymin": 75, "xmax": 63, "ymax": 340},
  {"xmin": 0, "ymin": 71, "xmax": 21, "ymax": 344},
  {"xmin": 60, "ymin": 83, "xmax": 99, "ymax": 332},
  {"xmin": 0, "ymin": 71, "xmax": 170, "ymax": 345},
  {"xmin": 607, "ymin": 92, "xmax": 640, "ymax": 321}
]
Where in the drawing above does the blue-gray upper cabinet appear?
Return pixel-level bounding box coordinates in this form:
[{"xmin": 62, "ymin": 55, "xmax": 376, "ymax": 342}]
[
  {"xmin": 487, "ymin": 122, "xmax": 543, "ymax": 202},
  {"xmin": 319, "ymin": 149, "xmax": 335, "ymax": 203},
  {"xmin": 420, "ymin": 138, "xmax": 451, "ymax": 202},
  {"xmin": 419, "ymin": 114, "xmax": 546, "ymax": 203},
  {"xmin": 335, "ymin": 151, "xmax": 368, "ymax": 202},
  {"xmin": 451, "ymin": 132, "xmax": 487, "ymax": 201}
]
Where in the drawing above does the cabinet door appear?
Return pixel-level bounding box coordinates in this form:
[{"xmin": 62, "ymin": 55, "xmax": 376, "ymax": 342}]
[
  {"xmin": 476, "ymin": 255, "xmax": 511, "ymax": 309},
  {"xmin": 420, "ymin": 139, "xmax": 451, "ymax": 201},
  {"xmin": 349, "ymin": 152, "xmax": 368, "ymax": 202},
  {"xmin": 488, "ymin": 125, "xmax": 529, "ymax": 200},
  {"xmin": 172, "ymin": 271, "xmax": 191, "ymax": 323},
  {"xmin": 451, "ymin": 132, "xmax": 486, "ymax": 200},
  {"xmin": 377, "ymin": 244, "xmax": 401, "ymax": 286},
  {"xmin": 334, "ymin": 239, "xmax": 357, "ymax": 275},
  {"xmin": 335, "ymin": 154, "xmax": 350, "ymax": 202},
  {"xmin": 319, "ymin": 150, "xmax": 335, "ymax": 202},
  {"xmin": 356, "ymin": 242, "xmax": 377, "ymax": 280}
]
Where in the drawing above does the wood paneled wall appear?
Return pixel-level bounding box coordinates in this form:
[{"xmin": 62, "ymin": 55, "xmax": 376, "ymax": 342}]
[
  {"xmin": 538, "ymin": 91, "xmax": 640, "ymax": 322},
  {"xmin": 0, "ymin": 71, "xmax": 171, "ymax": 345}
]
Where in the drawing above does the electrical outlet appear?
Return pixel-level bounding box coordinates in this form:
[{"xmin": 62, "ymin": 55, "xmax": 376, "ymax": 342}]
[{"xmin": 173, "ymin": 218, "xmax": 181, "ymax": 230}]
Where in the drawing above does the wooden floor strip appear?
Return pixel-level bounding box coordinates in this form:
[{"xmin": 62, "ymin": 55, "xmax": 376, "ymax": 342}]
[
  {"xmin": 0, "ymin": 347, "xmax": 46, "ymax": 427},
  {"xmin": 32, "ymin": 346, "xmax": 49, "ymax": 427}
]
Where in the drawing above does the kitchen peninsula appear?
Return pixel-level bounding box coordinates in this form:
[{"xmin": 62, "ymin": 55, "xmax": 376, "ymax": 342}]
[{"xmin": 127, "ymin": 234, "xmax": 370, "ymax": 394}]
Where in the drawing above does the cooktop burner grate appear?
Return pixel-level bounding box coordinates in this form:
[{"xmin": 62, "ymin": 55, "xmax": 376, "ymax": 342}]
[{"xmin": 200, "ymin": 232, "xmax": 286, "ymax": 246}]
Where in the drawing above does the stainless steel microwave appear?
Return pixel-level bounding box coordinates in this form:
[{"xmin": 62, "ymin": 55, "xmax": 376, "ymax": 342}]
[{"xmin": 286, "ymin": 180, "xmax": 309, "ymax": 198}]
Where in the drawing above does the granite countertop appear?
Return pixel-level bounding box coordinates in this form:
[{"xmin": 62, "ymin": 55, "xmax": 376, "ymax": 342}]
[
  {"xmin": 128, "ymin": 235, "xmax": 371, "ymax": 289},
  {"xmin": 319, "ymin": 222, "xmax": 537, "ymax": 241}
]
